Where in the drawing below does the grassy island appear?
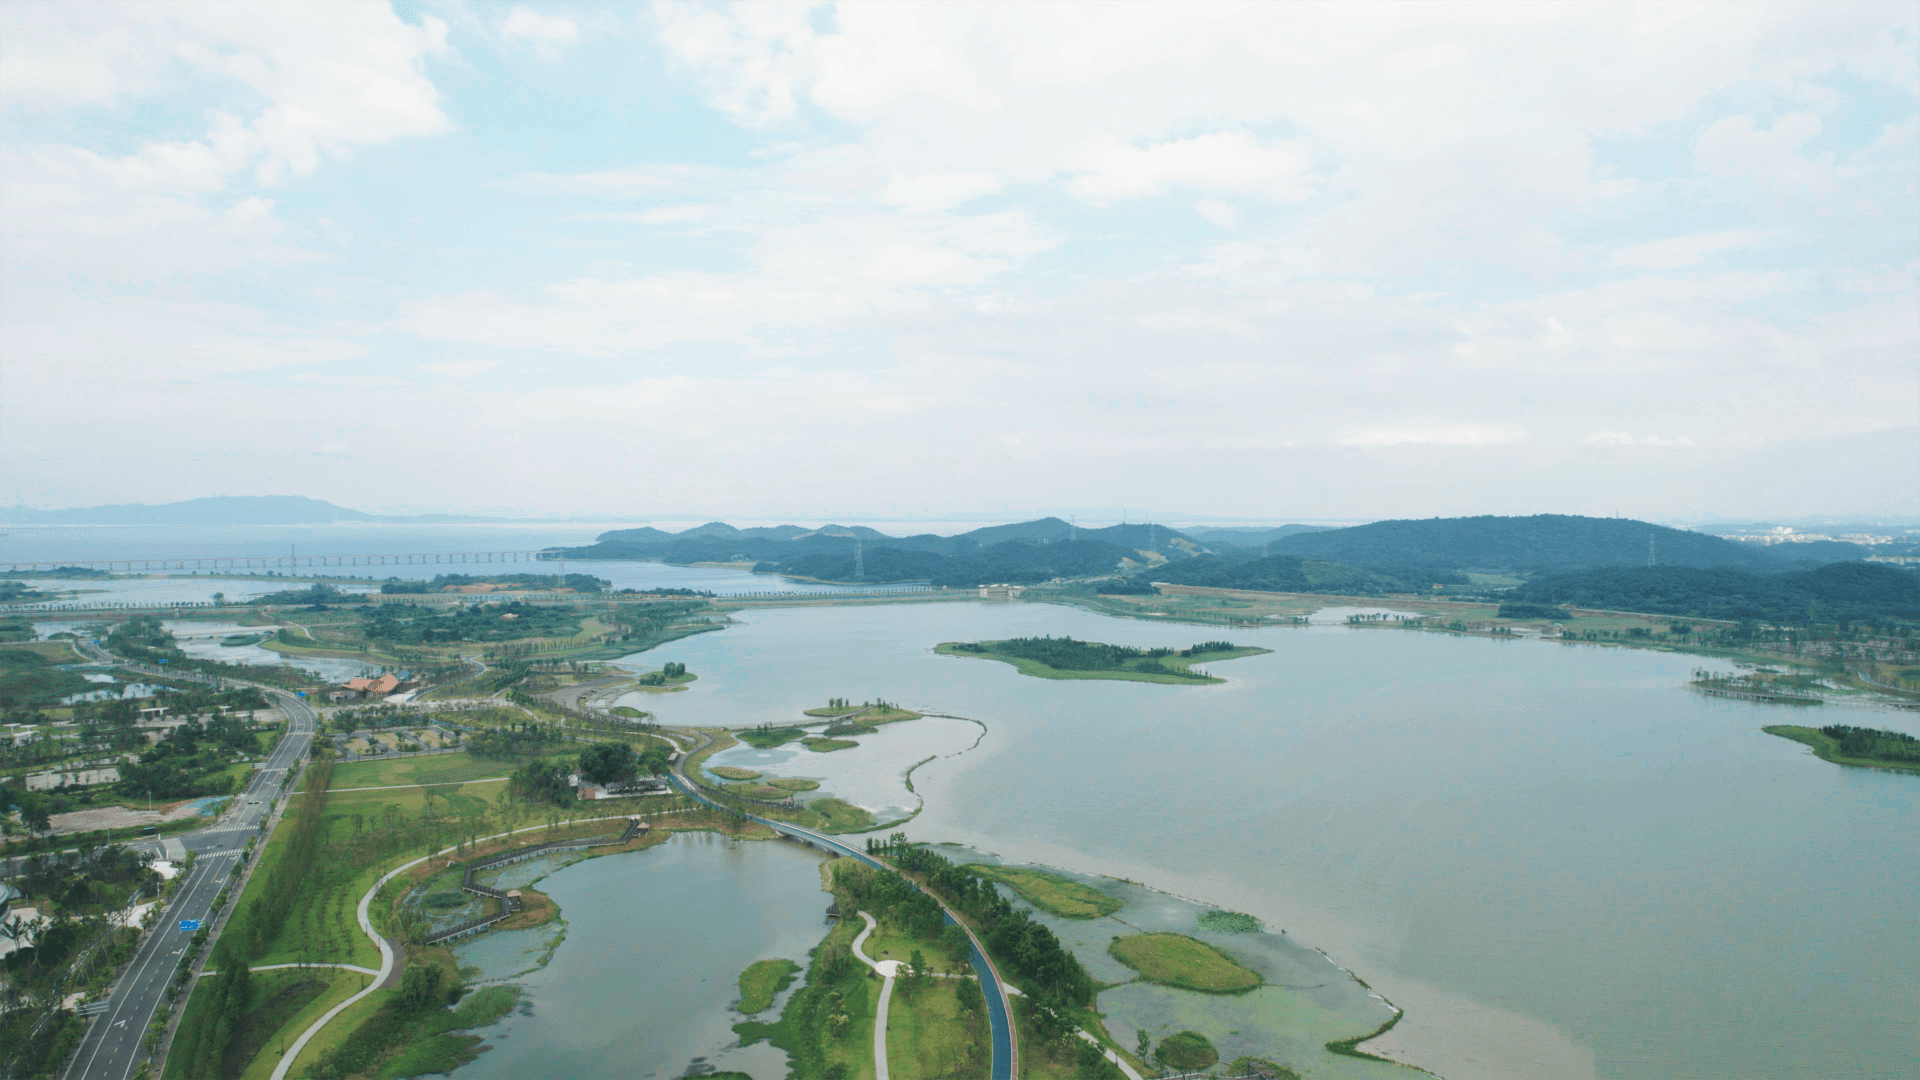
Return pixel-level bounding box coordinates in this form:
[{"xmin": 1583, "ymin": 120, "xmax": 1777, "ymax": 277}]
[
  {"xmin": 936, "ymin": 636, "xmax": 1269, "ymax": 684},
  {"xmin": 968, "ymin": 865, "xmax": 1122, "ymax": 919},
  {"xmin": 736, "ymin": 725, "xmax": 808, "ymax": 748},
  {"xmin": 1157, "ymin": 1030, "xmax": 1219, "ymax": 1070},
  {"xmin": 804, "ymin": 736, "xmax": 859, "ymax": 753},
  {"xmin": 738, "ymin": 958, "xmax": 802, "ymax": 1015},
  {"xmin": 1764, "ymin": 724, "xmax": 1920, "ymax": 774},
  {"xmin": 709, "ymin": 766, "xmax": 762, "ymax": 781},
  {"xmin": 1110, "ymin": 933, "xmax": 1261, "ymax": 993},
  {"xmin": 632, "ymin": 661, "xmax": 697, "ymax": 692}
]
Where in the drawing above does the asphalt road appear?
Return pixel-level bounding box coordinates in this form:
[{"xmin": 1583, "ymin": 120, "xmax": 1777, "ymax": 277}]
[{"xmin": 61, "ymin": 686, "xmax": 315, "ymax": 1080}]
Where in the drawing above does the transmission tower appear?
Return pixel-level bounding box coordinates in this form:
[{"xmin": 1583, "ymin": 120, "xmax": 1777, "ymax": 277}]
[
  {"xmin": 854, "ymin": 536, "xmax": 865, "ymax": 579},
  {"xmin": 1648, "ymin": 534, "xmax": 1656, "ymax": 567}
]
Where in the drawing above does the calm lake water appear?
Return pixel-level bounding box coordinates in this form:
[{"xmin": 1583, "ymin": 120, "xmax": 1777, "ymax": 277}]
[
  {"xmin": 609, "ymin": 601, "xmax": 1917, "ymax": 1080},
  {"xmin": 448, "ymin": 832, "xmax": 830, "ymax": 1080}
]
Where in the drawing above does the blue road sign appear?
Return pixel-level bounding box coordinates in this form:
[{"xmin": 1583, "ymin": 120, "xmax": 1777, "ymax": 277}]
[
  {"xmin": 178, "ymin": 920, "xmax": 200, "ymax": 932},
  {"xmin": 295, "ymin": 691, "xmax": 307, "ymax": 698}
]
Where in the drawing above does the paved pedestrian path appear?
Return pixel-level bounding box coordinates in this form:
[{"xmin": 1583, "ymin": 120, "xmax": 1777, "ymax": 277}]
[{"xmin": 850, "ymin": 911, "xmax": 899, "ymax": 1080}]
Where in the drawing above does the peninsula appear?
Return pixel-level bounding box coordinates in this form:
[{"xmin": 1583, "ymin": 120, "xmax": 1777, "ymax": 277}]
[{"xmin": 1764, "ymin": 724, "xmax": 1920, "ymax": 774}]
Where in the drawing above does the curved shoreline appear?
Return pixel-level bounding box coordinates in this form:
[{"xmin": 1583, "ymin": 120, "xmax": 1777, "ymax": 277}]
[{"xmin": 942, "ymin": 845, "xmax": 1414, "ymax": 1066}]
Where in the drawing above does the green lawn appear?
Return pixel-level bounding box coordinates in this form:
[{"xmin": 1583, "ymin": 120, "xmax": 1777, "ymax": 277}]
[
  {"xmin": 1110, "ymin": 933, "xmax": 1261, "ymax": 993},
  {"xmin": 330, "ymin": 752, "xmax": 511, "ymax": 789},
  {"xmin": 238, "ymin": 974, "xmax": 367, "ymax": 1080},
  {"xmin": 737, "ymin": 958, "xmax": 801, "ymax": 1014},
  {"xmin": 887, "ymin": 976, "xmax": 989, "ymax": 1079},
  {"xmin": 967, "ymin": 865, "xmax": 1121, "ymax": 919},
  {"xmin": 167, "ymin": 967, "xmax": 368, "ymax": 1080}
]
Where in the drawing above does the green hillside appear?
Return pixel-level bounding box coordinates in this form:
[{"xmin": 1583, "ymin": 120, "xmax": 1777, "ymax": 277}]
[
  {"xmin": 1508, "ymin": 561, "xmax": 1919, "ymax": 623},
  {"xmin": 1268, "ymin": 514, "xmax": 1860, "ymax": 573}
]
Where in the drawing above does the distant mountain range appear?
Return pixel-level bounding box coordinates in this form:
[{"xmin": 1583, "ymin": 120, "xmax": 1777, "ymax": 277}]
[
  {"xmin": 0, "ymin": 495, "xmax": 609, "ymax": 526},
  {"xmin": 559, "ymin": 512, "xmax": 1894, "ymax": 587},
  {"xmin": 1256, "ymin": 514, "xmax": 1883, "ymax": 573}
]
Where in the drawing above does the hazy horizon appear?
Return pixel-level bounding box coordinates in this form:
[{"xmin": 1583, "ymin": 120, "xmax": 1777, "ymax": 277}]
[{"xmin": 2, "ymin": 3, "xmax": 1915, "ymax": 519}]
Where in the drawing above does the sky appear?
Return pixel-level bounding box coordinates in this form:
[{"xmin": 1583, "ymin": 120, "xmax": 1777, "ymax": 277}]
[{"xmin": 1, "ymin": 1, "xmax": 1915, "ymax": 522}]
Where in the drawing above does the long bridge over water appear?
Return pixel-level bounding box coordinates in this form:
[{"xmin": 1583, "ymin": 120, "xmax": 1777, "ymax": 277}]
[{"xmin": 1, "ymin": 550, "xmax": 550, "ymax": 574}]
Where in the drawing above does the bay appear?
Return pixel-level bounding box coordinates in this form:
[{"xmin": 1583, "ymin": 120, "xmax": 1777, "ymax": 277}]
[
  {"xmin": 610, "ymin": 601, "xmax": 1917, "ymax": 1080},
  {"xmin": 447, "ymin": 832, "xmax": 831, "ymax": 1080}
]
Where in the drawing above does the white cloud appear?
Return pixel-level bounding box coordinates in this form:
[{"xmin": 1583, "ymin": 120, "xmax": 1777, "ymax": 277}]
[
  {"xmin": 291, "ymin": 373, "xmax": 414, "ymax": 390},
  {"xmin": 400, "ymin": 205, "xmax": 1059, "ymax": 355},
  {"xmin": 421, "ymin": 361, "xmax": 499, "ymax": 378},
  {"xmin": 0, "ymin": 1, "xmax": 451, "ymax": 289},
  {"xmin": 3, "ymin": 3, "xmax": 1915, "ymax": 518},
  {"xmin": 1066, "ymin": 133, "xmax": 1313, "ymax": 204},
  {"xmin": 1696, "ymin": 112, "xmax": 1833, "ymax": 198},
  {"xmin": 1339, "ymin": 424, "xmax": 1530, "ymax": 448},
  {"xmin": 1584, "ymin": 431, "xmax": 1696, "ymax": 447},
  {"xmin": 884, "ymin": 171, "xmax": 1003, "ymax": 213},
  {"xmin": 496, "ymin": 7, "xmax": 582, "ymax": 61},
  {"xmin": 1194, "ymin": 197, "xmax": 1238, "ymax": 229},
  {"xmin": 3, "ymin": 3, "xmax": 450, "ymax": 186},
  {"xmin": 1612, "ymin": 231, "xmax": 1766, "ymax": 271}
]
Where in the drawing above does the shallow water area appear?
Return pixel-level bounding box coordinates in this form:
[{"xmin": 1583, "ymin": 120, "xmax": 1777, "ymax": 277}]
[
  {"xmin": 162, "ymin": 619, "xmax": 380, "ymax": 681},
  {"xmin": 9, "ymin": 574, "xmax": 377, "ymax": 610},
  {"xmin": 702, "ymin": 715, "xmax": 982, "ymax": 820},
  {"xmin": 60, "ymin": 681, "xmax": 164, "ymax": 704},
  {"xmin": 447, "ymin": 832, "xmax": 831, "ymax": 1080},
  {"xmin": 953, "ymin": 848, "xmax": 1399, "ymax": 1076},
  {"xmin": 584, "ymin": 601, "xmax": 1917, "ymax": 1079}
]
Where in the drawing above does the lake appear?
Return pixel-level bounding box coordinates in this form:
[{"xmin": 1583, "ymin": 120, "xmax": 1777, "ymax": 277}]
[
  {"xmin": 600, "ymin": 601, "xmax": 1916, "ymax": 1080},
  {"xmin": 447, "ymin": 832, "xmax": 830, "ymax": 1080}
]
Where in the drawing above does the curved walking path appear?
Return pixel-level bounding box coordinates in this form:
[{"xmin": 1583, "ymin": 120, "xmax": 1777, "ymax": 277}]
[
  {"xmin": 667, "ymin": 733, "xmax": 1017, "ymax": 1080},
  {"xmin": 850, "ymin": 911, "xmax": 900, "ymax": 1080},
  {"xmin": 268, "ymin": 810, "xmax": 690, "ymax": 1080},
  {"xmin": 199, "ymin": 962, "xmax": 380, "ymax": 979}
]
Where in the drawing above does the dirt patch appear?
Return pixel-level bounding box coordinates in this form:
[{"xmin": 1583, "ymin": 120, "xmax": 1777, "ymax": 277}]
[{"xmin": 48, "ymin": 800, "xmax": 209, "ymax": 835}]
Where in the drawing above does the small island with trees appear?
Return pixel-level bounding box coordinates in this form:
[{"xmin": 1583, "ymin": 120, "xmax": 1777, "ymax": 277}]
[
  {"xmin": 935, "ymin": 636, "xmax": 1269, "ymax": 684},
  {"xmin": 1764, "ymin": 724, "xmax": 1920, "ymax": 774}
]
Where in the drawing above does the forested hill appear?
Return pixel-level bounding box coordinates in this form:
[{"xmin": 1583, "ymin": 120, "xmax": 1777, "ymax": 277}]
[
  {"xmin": 1508, "ymin": 562, "xmax": 1920, "ymax": 623},
  {"xmin": 1143, "ymin": 554, "xmax": 1443, "ymax": 595},
  {"xmin": 1267, "ymin": 514, "xmax": 1866, "ymax": 573},
  {"xmin": 1181, "ymin": 524, "xmax": 1335, "ymax": 547},
  {"xmin": 554, "ymin": 517, "xmax": 1206, "ymax": 585}
]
